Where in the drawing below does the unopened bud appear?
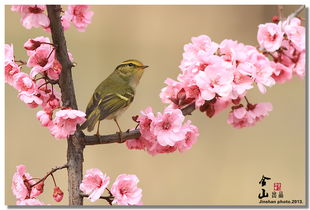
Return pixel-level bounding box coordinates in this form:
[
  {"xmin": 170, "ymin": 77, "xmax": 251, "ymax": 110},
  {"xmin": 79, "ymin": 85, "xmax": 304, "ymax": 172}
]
[
  {"xmin": 272, "ymin": 16, "xmax": 280, "ymax": 23},
  {"xmin": 53, "ymin": 186, "xmax": 64, "ymax": 202},
  {"xmin": 24, "ymin": 40, "xmax": 42, "ymax": 51}
]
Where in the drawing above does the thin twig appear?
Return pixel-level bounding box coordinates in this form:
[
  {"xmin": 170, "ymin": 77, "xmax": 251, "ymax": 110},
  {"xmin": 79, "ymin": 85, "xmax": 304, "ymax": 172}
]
[
  {"xmin": 30, "ymin": 164, "xmax": 68, "ymax": 188},
  {"xmin": 287, "ymin": 5, "xmax": 305, "ymax": 22},
  {"xmin": 277, "ymin": 5, "xmax": 284, "ymax": 21},
  {"xmin": 83, "ymin": 103, "xmax": 196, "ymax": 146}
]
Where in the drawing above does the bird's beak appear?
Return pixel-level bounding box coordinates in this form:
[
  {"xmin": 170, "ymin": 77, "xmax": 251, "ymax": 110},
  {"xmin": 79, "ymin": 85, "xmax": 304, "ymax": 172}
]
[{"xmin": 140, "ymin": 65, "xmax": 149, "ymax": 69}]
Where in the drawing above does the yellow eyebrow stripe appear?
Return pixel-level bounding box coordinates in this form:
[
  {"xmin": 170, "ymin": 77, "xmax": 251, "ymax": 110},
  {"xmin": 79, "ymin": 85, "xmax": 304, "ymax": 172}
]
[{"xmin": 121, "ymin": 60, "xmax": 143, "ymax": 66}]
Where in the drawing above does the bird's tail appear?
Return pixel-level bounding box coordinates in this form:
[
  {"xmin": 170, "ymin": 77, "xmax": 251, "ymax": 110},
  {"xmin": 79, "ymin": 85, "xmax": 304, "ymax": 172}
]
[{"xmin": 80, "ymin": 110, "xmax": 100, "ymax": 132}]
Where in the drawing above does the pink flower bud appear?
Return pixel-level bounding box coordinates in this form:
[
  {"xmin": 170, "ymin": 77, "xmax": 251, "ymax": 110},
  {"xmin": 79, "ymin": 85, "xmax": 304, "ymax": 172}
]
[
  {"xmin": 24, "ymin": 39, "xmax": 42, "ymax": 51},
  {"xmin": 53, "ymin": 186, "xmax": 64, "ymax": 202}
]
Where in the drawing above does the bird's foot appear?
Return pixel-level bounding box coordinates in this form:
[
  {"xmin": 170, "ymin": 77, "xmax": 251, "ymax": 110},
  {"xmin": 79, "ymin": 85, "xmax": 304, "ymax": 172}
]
[{"xmin": 116, "ymin": 131, "xmax": 124, "ymax": 143}]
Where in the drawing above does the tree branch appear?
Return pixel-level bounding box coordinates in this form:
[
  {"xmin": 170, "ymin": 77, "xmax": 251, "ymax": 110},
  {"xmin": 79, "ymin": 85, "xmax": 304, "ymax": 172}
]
[
  {"xmin": 47, "ymin": 5, "xmax": 85, "ymax": 206},
  {"xmin": 30, "ymin": 164, "xmax": 68, "ymax": 188},
  {"xmin": 84, "ymin": 103, "xmax": 196, "ymax": 146}
]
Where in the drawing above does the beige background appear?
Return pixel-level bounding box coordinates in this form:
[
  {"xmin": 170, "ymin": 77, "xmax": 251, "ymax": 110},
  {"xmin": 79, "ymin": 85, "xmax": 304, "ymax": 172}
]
[{"xmin": 5, "ymin": 5, "xmax": 305, "ymax": 205}]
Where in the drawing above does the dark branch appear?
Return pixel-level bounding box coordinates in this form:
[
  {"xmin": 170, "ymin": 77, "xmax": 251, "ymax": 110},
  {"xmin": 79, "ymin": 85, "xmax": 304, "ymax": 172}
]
[
  {"xmin": 84, "ymin": 103, "xmax": 196, "ymax": 146},
  {"xmin": 30, "ymin": 164, "xmax": 68, "ymax": 188}
]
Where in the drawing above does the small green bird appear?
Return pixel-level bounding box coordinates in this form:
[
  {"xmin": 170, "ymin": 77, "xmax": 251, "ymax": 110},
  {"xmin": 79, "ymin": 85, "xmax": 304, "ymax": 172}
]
[{"xmin": 80, "ymin": 59, "xmax": 148, "ymax": 136}]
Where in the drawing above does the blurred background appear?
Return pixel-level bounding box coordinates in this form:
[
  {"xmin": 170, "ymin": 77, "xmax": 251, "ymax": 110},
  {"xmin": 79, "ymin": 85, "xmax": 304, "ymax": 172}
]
[{"xmin": 5, "ymin": 5, "xmax": 305, "ymax": 206}]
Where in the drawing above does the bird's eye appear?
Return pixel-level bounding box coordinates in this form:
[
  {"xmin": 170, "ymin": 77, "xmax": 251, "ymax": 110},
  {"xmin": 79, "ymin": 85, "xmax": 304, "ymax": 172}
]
[{"xmin": 128, "ymin": 63, "xmax": 133, "ymax": 67}]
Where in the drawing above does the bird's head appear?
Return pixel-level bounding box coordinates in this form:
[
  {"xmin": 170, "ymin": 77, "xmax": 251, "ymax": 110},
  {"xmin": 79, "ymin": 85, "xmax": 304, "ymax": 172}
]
[{"xmin": 114, "ymin": 59, "xmax": 148, "ymax": 87}]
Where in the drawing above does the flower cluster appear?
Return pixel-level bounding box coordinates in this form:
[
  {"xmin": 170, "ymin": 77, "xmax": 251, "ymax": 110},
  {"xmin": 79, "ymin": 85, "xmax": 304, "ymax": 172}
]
[
  {"xmin": 5, "ymin": 38, "xmax": 86, "ymax": 139},
  {"xmin": 160, "ymin": 15, "xmax": 304, "ymax": 129},
  {"xmin": 80, "ymin": 168, "xmax": 143, "ymax": 205},
  {"xmin": 12, "ymin": 164, "xmax": 65, "ymax": 205},
  {"xmin": 227, "ymin": 102, "xmax": 273, "ymax": 128},
  {"xmin": 12, "ymin": 165, "xmax": 45, "ymax": 205},
  {"xmin": 11, "ymin": 5, "xmax": 94, "ymax": 32},
  {"xmin": 258, "ymin": 17, "xmax": 305, "ymax": 82},
  {"xmin": 126, "ymin": 106, "xmax": 199, "ymax": 155}
]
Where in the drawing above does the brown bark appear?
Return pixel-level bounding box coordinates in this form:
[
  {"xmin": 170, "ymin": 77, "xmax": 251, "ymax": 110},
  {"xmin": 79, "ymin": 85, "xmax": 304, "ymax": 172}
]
[{"xmin": 46, "ymin": 5, "xmax": 84, "ymax": 205}]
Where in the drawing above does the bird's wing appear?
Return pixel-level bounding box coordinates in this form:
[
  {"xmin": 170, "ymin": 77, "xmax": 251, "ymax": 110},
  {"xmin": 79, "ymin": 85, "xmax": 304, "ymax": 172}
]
[
  {"xmin": 85, "ymin": 91, "xmax": 101, "ymax": 117},
  {"xmin": 97, "ymin": 87, "xmax": 135, "ymax": 120}
]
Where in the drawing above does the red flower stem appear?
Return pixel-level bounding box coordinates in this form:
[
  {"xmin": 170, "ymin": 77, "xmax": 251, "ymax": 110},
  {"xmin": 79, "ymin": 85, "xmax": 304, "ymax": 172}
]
[
  {"xmin": 244, "ymin": 96, "xmax": 250, "ymax": 105},
  {"xmin": 51, "ymin": 173, "xmax": 57, "ymax": 186},
  {"xmin": 30, "ymin": 164, "xmax": 68, "ymax": 188},
  {"xmin": 47, "ymin": 47, "xmax": 56, "ymax": 60}
]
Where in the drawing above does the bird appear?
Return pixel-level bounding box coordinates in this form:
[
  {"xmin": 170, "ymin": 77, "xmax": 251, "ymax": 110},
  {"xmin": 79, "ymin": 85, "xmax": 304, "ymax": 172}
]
[{"xmin": 80, "ymin": 59, "xmax": 148, "ymax": 139}]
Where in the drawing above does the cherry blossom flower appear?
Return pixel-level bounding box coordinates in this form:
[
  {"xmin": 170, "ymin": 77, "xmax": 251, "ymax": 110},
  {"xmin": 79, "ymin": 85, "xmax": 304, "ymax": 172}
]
[
  {"xmin": 16, "ymin": 198, "xmax": 45, "ymax": 206},
  {"xmin": 5, "ymin": 62, "xmax": 21, "ymax": 86},
  {"xmin": 136, "ymin": 107, "xmax": 156, "ymax": 140},
  {"xmin": 12, "ymin": 165, "xmax": 40, "ymax": 201},
  {"xmin": 257, "ymin": 23, "xmax": 283, "ymax": 52},
  {"xmin": 271, "ymin": 62, "xmax": 293, "ymax": 84},
  {"xmin": 111, "ymin": 174, "xmax": 142, "ymax": 205},
  {"xmin": 24, "ymin": 36, "xmax": 51, "ymax": 55},
  {"xmin": 27, "ymin": 48, "xmax": 54, "ymax": 78},
  {"xmin": 126, "ymin": 136, "xmax": 151, "ymax": 150},
  {"xmin": 175, "ymin": 121, "xmax": 199, "ymax": 152},
  {"xmin": 293, "ymin": 51, "xmax": 305, "ymax": 79},
  {"xmin": 18, "ymin": 91, "xmax": 43, "ymax": 108},
  {"xmin": 53, "ymin": 186, "xmax": 64, "ymax": 202},
  {"xmin": 36, "ymin": 110, "xmax": 52, "ymax": 127},
  {"xmin": 48, "ymin": 109, "xmax": 86, "ymax": 139},
  {"xmin": 64, "ymin": 5, "xmax": 94, "ymax": 32},
  {"xmin": 195, "ymin": 63, "xmax": 234, "ymax": 100},
  {"xmin": 227, "ymin": 102, "xmax": 273, "ymax": 128},
  {"xmin": 13, "ymin": 72, "xmax": 37, "ymax": 94},
  {"xmin": 80, "ymin": 168, "xmax": 110, "ymax": 202},
  {"xmin": 283, "ymin": 17, "xmax": 305, "ymax": 52},
  {"xmin": 5, "ymin": 44, "xmax": 21, "ymax": 86},
  {"xmin": 151, "ymin": 107, "xmax": 186, "ymax": 146},
  {"xmin": 11, "ymin": 5, "xmax": 50, "ymax": 29}
]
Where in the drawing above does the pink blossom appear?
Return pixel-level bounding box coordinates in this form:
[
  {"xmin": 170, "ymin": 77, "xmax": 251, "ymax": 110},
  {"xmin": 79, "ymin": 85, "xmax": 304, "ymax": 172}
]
[
  {"xmin": 12, "ymin": 165, "xmax": 30, "ymax": 201},
  {"xmin": 28, "ymin": 48, "xmax": 54, "ymax": 78},
  {"xmin": 18, "ymin": 91, "xmax": 43, "ymax": 108},
  {"xmin": 146, "ymin": 142, "xmax": 177, "ymax": 156},
  {"xmin": 48, "ymin": 109, "xmax": 86, "ymax": 139},
  {"xmin": 271, "ymin": 62, "xmax": 293, "ymax": 83},
  {"xmin": 293, "ymin": 51, "xmax": 305, "ymax": 79},
  {"xmin": 160, "ymin": 78, "xmax": 183, "ymax": 104},
  {"xmin": 46, "ymin": 59, "xmax": 62, "ymax": 80},
  {"xmin": 16, "ymin": 198, "xmax": 45, "ymax": 206},
  {"xmin": 136, "ymin": 107, "xmax": 156, "ymax": 140},
  {"xmin": 111, "ymin": 174, "xmax": 142, "ymax": 205},
  {"xmin": 283, "ymin": 17, "xmax": 305, "ymax": 52},
  {"xmin": 194, "ymin": 63, "xmax": 234, "ymax": 100},
  {"xmin": 5, "ymin": 62, "xmax": 21, "ymax": 86},
  {"xmin": 36, "ymin": 110, "xmax": 52, "ymax": 127},
  {"xmin": 42, "ymin": 95, "xmax": 61, "ymax": 113},
  {"xmin": 13, "ymin": 72, "xmax": 37, "ymax": 93},
  {"xmin": 80, "ymin": 168, "xmax": 110, "ymax": 202},
  {"xmin": 64, "ymin": 5, "xmax": 94, "ymax": 32},
  {"xmin": 24, "ymin": 36, "xmax": 50, "ymax": 56},
  {"xmin": 5, "ymin": 44, "xmax": 14, "ymax": 64},
  {"xmin": 53, "ymin": 186, "xmax": 64, "ymax": 202},
  {"xmin": 176, "ymin": 121, "xmax": 199, "ymax": 152},
  {"xmin": 232, "ymin": 65, "xmax": 254, "ymax": 99},
  {"xmin": 257, "ymin": 23, "xmax": 283, "ymax": 52},
  {"xmin": 151, "ymin": 107, "xmax": 186, "ymax": 146},
  {"xmin": 11, "ymin": 165, "xmax": 39, "ymax": 201},
  {"xmin": 11, "ymin": 5, "xmax": 50, "ymax": 29},
  {"xmin": 126, "ymin": 136, "xmax": 151, "ymax": 150},
  {"xmin": 227, "ymin": 102, "xmax": 273, "ymax": 128},
  {"xmin": 250, "ymin": 54, "xmax": 275, "ymax": 94}
]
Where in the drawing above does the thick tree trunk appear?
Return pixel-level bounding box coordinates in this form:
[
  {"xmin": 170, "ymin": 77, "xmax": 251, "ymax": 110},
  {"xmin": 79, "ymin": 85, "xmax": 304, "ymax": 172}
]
[{"xmin": 47, "ymin": 5, "xmax": 84, "ymax": 205}]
